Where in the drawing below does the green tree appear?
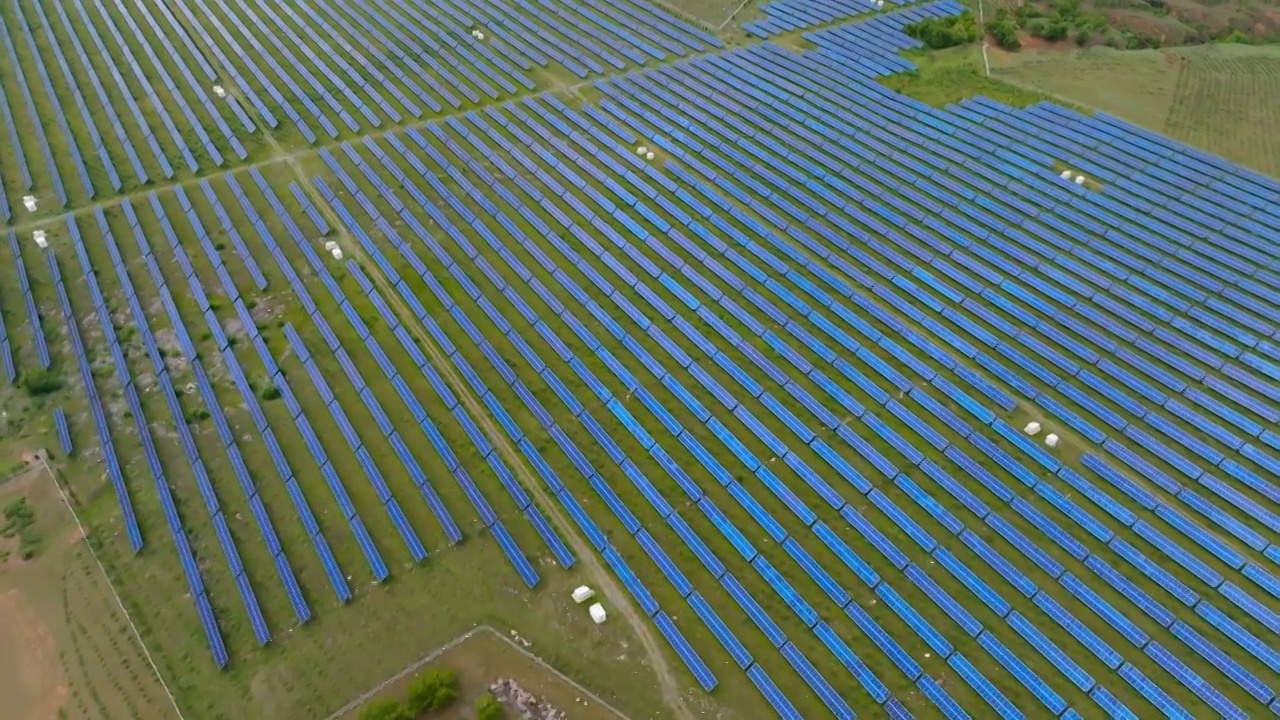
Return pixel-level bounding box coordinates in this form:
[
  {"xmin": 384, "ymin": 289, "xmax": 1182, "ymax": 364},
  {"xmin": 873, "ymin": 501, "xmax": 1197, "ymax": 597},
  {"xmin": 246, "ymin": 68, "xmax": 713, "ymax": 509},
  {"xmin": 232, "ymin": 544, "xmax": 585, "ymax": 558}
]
[
  {"xmin": 904, "ymin": 11, "xmax": 981, "ymax": 49},
  {"xmin": 475, "ymin": 693, "xmax": 505, "ymax": 720},
  {"xmin": 986, "ymin": 20, "xmax": 1022, "ymax": 49},
  {"xmin": 1035, "ymin": 21, "xmax": 1070, "ymax": 40},
  {"xmin": 405, "ymin": 669, "xmax": 459, "ymax": 715}
]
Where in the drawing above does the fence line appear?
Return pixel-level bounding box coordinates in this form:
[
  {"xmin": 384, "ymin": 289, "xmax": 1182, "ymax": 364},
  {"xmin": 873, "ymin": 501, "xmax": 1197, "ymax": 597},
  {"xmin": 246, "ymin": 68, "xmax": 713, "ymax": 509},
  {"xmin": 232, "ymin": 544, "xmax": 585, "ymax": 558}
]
[
  {"xmin": 324, "ymin": 624, "xmax": 634, "ymax": 720},
  {"xmin": 39, "ymin": 458, "xmax": 188, "ymax": 720}
]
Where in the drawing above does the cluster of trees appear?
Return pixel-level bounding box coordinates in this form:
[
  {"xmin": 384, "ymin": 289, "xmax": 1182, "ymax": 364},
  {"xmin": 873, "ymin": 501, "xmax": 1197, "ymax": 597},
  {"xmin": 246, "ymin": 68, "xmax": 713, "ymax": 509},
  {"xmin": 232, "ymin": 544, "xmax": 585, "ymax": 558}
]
[
  {"xmin": 985, "ymin": 16, "xmax": 1022, "ymax": 50},
  {"xmin": 1010, "ymin": 0, "xmax": 1109, "ymax": 47},
  {"xmin": 908, "ymin": 0, "xmax": 1121, "ymax": 51},
  {"xmin": 976, "ymin": 0, "xmax": 1110, "ymax": 49},
  {"xmin": 904, "ymin": 10, "xmax": 982, "ymax": 49},
  {"xmin": 360, "ymin": 669, "xmax": 459, "ymax": 720}
]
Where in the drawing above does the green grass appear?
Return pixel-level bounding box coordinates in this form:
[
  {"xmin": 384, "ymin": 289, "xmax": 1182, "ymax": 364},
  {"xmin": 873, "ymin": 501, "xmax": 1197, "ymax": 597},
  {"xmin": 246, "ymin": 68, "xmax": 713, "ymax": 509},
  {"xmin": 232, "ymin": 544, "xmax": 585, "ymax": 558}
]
[{"xmin": 880, "ymin": 47, "xmax": 1061, "ymax": 109}]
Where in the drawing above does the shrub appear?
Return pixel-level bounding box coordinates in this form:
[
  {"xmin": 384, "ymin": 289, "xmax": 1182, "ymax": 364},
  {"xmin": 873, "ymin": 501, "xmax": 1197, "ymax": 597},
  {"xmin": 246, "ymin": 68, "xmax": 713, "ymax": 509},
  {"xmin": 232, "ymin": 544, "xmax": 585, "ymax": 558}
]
[
  {"xmin": 259, "ymin": 385, "xmax": 282, "ymax": 401},
  {"xmin": 476, "ymin": 693, "xmax": 505, "ymax": 720},
  {"xmin": 904, "ymin": 10, "xmax": 981, "ymax": 49},
  {"xmin": 22, "ymin": 369, "xmax": 64, "ymax": 397},
  {"xmin": 1014, "ymin": 3, "xmax": 1043, "ymax": 21},
  {"xmin": 1075, "ymin": 29, "xmax": 1091, "ymax": 45},
  {"xmin": 986, "ymin": 20, "xmax": 1022, "ymax": 49},
  {"xmin": 1030, "ymin": 21, "xmax": 1070, "ymax": 40},
  {"xmin": 1050, "ymin": 0, "xmax": 1080, "ymax": 19},
  {"xmin": 3, "ymin": 498, "xmax": 40, "ymax": 560},
  {"xmin": 405, "ymin": 669, "xmax": 459, "ymax": 715},
  {"xmin": 3, "ymin": 498, "xmax": 35, "ymax": 530}
]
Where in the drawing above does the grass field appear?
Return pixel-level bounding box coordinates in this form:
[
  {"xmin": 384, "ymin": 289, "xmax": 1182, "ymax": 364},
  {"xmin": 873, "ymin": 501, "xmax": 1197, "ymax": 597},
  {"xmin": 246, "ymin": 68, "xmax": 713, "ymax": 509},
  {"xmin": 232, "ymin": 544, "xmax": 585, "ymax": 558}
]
[
  {"xmin": 2, "ymin": 1, "xmax": 1279, "ymax": 720},
  {"xmin": 879, "ymin": 48, "xmax": 1056, "ymax": 109},
  {"xmin": 989, "ymin": 42, "xmax": 1280, "ymax": 177}
]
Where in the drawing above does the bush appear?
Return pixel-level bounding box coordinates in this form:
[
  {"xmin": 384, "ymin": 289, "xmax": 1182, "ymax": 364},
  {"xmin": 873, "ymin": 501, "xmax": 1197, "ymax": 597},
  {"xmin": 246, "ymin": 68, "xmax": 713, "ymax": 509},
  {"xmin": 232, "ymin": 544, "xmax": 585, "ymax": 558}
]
[
  {"xmin": 904, "ymin": 10, "xmax": 981, "ymax": 49},
  {"xmin": 1075, "ymin": 29, "xmax": 1091, "ymax": 45},
  {"xmin": 22, "ymin": 369, "xmax": 64, "ymax": 397},
  {"xmin": 359, "ymin": 699, "xmax": 412, "ymax": 720},
  {"xmin": 405, "ymin": 669, "xmax": 459, "ymax": 715},
  {"xmin": 3, "ymin": 498, "xmax": 35, "ymax": 530},
  {"xmin": 986, "ymin": 19, "xmax": 1022, "ymax": 49},
  {"xmin": 476, "ymin": 694, "xmax": 505, "ymax": 720},
  {"xmin": 259, "ymin": 385, "xmax": 282, "ymax": 401},
  {"xmin": 3, "ymin": 498, "xmax": 41, "ymax": 560},
  {"xmin": 1014, "ymin": 4, "xmax": 1043, "ymax": 21},
  {"xmin": 1030, "ymin": 21, "xmax": 1070, "ymax": 40}
]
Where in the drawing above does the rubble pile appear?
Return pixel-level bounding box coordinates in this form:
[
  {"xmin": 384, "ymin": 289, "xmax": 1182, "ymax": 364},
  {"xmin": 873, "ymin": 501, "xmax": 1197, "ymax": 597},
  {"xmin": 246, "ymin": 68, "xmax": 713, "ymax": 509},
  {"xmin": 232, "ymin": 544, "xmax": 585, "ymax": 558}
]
[{"xmin": 488, "ymin": 678, "xmax": 569, "ymax": 720}]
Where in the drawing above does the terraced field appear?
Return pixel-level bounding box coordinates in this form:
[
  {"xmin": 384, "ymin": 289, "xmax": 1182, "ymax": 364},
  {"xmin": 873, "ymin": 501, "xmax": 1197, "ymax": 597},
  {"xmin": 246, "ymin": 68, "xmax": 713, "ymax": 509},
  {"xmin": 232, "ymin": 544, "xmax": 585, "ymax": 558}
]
[{"xmin": 2, "ymin": 0, "xmax": 1278, "ymax": 719}]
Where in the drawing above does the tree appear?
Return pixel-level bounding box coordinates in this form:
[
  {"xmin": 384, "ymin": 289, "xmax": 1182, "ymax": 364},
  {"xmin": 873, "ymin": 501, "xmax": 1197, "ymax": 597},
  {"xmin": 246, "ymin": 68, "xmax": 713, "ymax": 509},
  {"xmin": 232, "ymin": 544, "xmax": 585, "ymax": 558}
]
[
  {"xmin": 1032, "ymin": 21, "xmax": 1070, "ymax": 41},
  {"xmin": 904, "ymin": 11, "xmax": 981, "ymax": 49},
  {"xmin": 986, "ymin": 20, "xmax": 1022, "ymax": 49},
  {"xmin": 359, "ymin": 700, "xmax": 412, "ymax": 720},
  {"xmin": 475, "ymin": 693, "xmax": 505, "ymax": 720},
  {"xmin": 405, "ymin": 669, "xmax": 459, "ymax": 715}
]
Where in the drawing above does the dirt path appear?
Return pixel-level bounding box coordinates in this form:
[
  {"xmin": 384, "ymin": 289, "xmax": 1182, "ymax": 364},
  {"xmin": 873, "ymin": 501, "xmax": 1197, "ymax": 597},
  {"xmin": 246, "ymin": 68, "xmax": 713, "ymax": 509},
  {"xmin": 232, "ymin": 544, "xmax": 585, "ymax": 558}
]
[{"xmin": 258, "ymin": 129, "xmax": 695, "ymax": 720}]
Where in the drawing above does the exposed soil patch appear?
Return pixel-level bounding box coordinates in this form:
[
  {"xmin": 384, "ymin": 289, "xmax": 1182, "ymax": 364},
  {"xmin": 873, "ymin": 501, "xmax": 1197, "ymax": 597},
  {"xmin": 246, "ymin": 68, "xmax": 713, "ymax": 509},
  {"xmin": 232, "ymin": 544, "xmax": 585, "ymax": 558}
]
[{"xmin": 0, "ymin": 589, "xmax": 68, "ymax": 720}]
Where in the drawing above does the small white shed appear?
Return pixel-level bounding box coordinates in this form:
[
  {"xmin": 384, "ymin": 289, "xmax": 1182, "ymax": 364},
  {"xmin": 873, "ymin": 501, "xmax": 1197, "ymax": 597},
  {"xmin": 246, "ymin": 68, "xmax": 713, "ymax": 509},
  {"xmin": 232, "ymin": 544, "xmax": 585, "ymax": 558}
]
[{"xmin": 589, "ymin": 603, "xmax": 607, "ymax": 624}]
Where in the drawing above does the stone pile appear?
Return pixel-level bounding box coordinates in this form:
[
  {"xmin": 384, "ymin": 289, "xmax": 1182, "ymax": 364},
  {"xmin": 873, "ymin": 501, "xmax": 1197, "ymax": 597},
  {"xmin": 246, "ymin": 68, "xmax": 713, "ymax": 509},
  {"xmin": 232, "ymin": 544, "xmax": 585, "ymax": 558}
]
[{"xmin": 488, "ymin": 678, "xmax": 569, "ymax": 720}]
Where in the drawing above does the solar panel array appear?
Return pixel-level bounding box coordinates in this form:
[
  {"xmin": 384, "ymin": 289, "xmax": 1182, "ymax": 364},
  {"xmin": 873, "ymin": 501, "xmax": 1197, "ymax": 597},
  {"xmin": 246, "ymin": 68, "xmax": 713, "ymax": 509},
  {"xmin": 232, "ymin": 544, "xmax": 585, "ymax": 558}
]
[
  {"xmin": 0, "ymin": 0, "xmax": 717, "ymax": 217},
  {"xmin": 5, "ymin": 0, "xmax": 1279, "ymax": 718},
  {"xmin": 743, "ymin": 0, "xmax": 903, "ymax": 36}
]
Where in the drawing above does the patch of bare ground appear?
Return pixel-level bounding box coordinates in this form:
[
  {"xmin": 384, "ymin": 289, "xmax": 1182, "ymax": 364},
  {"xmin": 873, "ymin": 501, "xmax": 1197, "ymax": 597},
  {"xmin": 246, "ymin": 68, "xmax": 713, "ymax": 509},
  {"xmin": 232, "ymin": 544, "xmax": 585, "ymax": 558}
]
[{"xmin": 0, "ymin": 589, "xmax": 69, "ymax": 720}]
